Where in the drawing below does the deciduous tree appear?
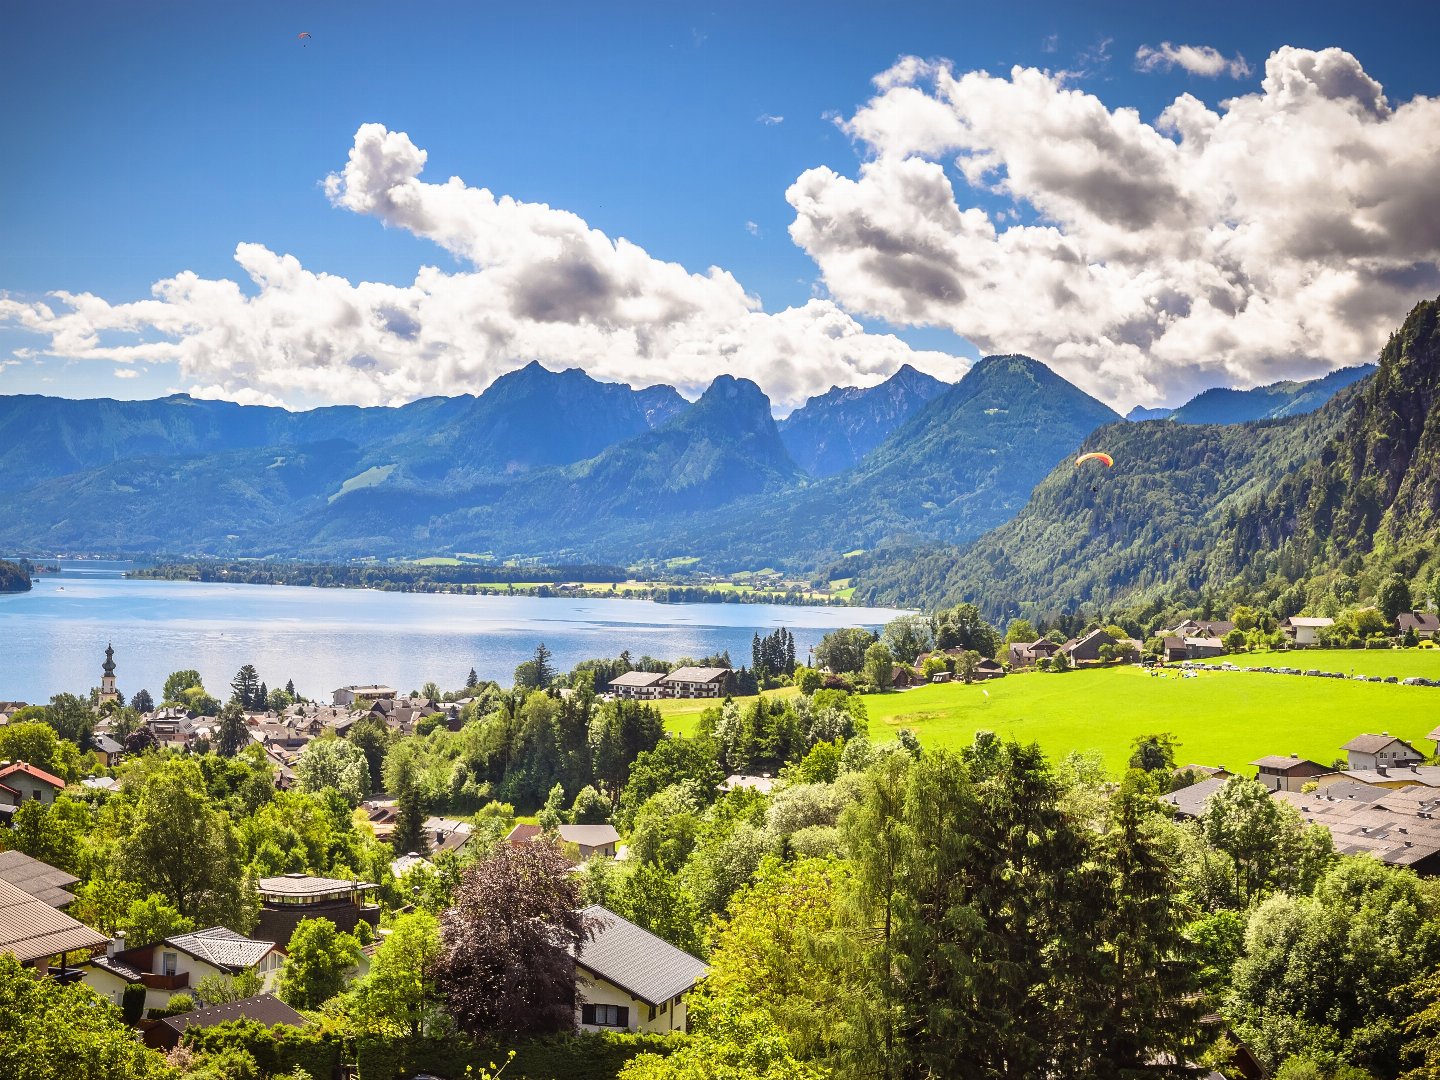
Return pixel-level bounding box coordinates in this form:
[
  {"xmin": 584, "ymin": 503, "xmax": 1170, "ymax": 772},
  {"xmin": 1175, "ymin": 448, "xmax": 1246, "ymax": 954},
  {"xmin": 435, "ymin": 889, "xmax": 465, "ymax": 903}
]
[{"xmin": 277, "ymin": 916, "xmax": 362, "ymax": 1009}]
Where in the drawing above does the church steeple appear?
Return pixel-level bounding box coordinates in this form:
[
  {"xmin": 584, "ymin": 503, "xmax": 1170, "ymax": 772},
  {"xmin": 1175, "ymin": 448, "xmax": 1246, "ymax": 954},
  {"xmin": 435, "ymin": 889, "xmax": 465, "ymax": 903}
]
[{"xmin": 100, "ymin": 642, "xmax": 118, "ymax": 703}]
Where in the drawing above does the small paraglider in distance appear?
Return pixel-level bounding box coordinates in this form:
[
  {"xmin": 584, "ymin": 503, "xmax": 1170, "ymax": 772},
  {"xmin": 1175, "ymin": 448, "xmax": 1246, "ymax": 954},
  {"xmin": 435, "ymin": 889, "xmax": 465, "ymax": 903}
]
[
  {"xmin": 298, "ymin": 31, "xmax": 312, "ymax": 46},
  {"xmin": 1075, "ymin": 452, "xmax": 1114, "ymax": 468}
]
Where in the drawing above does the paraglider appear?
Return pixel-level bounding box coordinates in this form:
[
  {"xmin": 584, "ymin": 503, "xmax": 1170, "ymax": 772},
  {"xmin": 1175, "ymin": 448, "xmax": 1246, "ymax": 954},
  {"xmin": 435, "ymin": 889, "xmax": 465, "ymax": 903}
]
[
  {"xmin": 298, "ymin": 31, "xmax": 312, "ymax": 46},
  {"xmin": 1075, "ymin": 452, "xmax": 1114, "ymax": 468}
]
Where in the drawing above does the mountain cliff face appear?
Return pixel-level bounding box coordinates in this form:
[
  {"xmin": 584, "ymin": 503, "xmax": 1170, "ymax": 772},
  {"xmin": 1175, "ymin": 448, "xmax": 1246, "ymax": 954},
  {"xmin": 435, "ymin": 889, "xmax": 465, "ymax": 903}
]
[
  {"xmin": 778, "ymin": 364, "xmax": 948, "ymax": 477},
  {"xmin": 855, "ymin": 299, "xmax": 1439, "ymax": 621}
]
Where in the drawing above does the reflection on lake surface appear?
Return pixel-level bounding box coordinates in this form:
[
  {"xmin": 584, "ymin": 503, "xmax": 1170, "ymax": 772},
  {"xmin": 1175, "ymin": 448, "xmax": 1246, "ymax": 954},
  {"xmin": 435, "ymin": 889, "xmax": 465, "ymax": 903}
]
[{"xmin": 0, "ymin": 561, "xmax": 909, "ymax": 704}]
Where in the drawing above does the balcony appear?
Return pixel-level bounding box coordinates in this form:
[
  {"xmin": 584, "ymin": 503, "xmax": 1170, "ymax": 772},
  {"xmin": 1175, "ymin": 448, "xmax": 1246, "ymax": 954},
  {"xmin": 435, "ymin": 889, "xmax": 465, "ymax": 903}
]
[{"xmin": 140, "ymin": 971, "xmax": 189, "ymax": 991}]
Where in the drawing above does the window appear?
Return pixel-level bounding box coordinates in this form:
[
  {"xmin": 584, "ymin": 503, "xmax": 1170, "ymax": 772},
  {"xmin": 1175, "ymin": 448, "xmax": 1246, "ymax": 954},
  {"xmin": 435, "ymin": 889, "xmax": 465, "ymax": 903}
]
[
  {"xmin": 661, "ymin": 999, "xmax": 668, "ymax": 1014},
  {"xmin": 648, "ymin": 1004, "xmax": 656, "ymax": 1021},
  {"xmin": 161, "ymin": 952, "xmax": 177, "ymax": 976},
  {"xmin": 581, "ymin": 1004, "xmax": 628, "ymax": 1027}
]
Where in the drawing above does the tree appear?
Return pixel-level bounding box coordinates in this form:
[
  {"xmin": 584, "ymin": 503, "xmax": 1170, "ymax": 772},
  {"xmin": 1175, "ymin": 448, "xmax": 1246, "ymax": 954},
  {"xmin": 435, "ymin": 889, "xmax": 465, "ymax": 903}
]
[
  {"xmin": 1004, "ymin": 618, "xmax": 1038, "ymax": 644},
  {"xmin": 863, "ymin": 643, "xmax": 894, "ymax": 690},
  {"xmin": 955, "ymin": 649, "xmax": 982, "ymax": 683},
  {"xmin": 285, "ymin": 678, "xmax": 297, "ymax": 699},
  {"xmin": 1203, "ymin": 776, "xmax": 1334, "ymax": 906},
  {"xmin": 1051, "ymin": 649, "xmax": 1071, "ymax": 673},
  {"xmin": 933, "ymin": 602, "xmax": 1001, "ymax": 657},
  {"xmin": 618, "ymin": 993, "xmax": 823, "ymax": 1080},
  {"xmin": 612, "ymin": 862, "xmax": 703, "ymax": 956},
  {"xmin": 295, "ymin": 737, "xmax": 370, "ymax": 806},
  {"xmin": 0, "ymin": 952, "xmax": 176, "ymax": 1079},
  {"xmin": 277, "ymin": 916, "xmax": 362, "ymax": 1009},
  {"xmin": 390, "ymin": 757, "xmax": 429, "ymax": 856},
  {"xmin": 131, "ymin": 688, "xmax": 154, "ymax": 714},
  {"xmin": 266, "ymin": 687, "xmax": 294, "ymax": 712},
  {"xmin": 570, "ymin": 784, "xmax": 610, "ymax": 824},
  {"xmin": 814, "ymin": 627, "xmax": 878, "ymax": 674},
  {"xmin": 119, "ymin": 758, "xmax": 253, "ymax": 929},
  {"xmin": 216, "ymin": 702, "xmax": 249, "ymax": 758},
  {"xmin": 1380, "ymin": 574, "xmax": 1414, "ymax": 624},
  {"xmin": 347, "ymin": 714, "xmax": 392, "ymax": 791},
  {"xmin": 355, "ymin": 910, "xmax": 444, "ymax": 1039},
  {"xmin": 193, "ymin": 969, "xmax": 262, "ymax": 1006},
  {"xmin": 1129, "ymin": 732, "xmax": 1179, "ymax": 773},
  {"xmin": 163, "ymin": 669, "xmax": 204, "ymax": 704},
  {"xmin": 515, "ymin": 642, "xmax": 555, "ymax": 690},
  {"xmin": 466, "ymin": 667, "xmax": 479, "ymax": 690},
  {"xmin": 881, "ymin": 615, "xmax": 933, "ymax": 665},
  {"xmin": 230, "ymin": 665, "xmax": 261, "ymax": 709},
  {"xmin": 0, "ymin": 721, "xmax": 83, "ymax": 782},
  {"xmin": 45, "ymin": 692, "xmax": 95, "ymax": 749},
  {"xmin": 421, "ymin": 681, "xmax": 442, "ymax": 702},
  {"xmin": 431, "ymin": 841, "xmax": 593, "ymax": 1038}
]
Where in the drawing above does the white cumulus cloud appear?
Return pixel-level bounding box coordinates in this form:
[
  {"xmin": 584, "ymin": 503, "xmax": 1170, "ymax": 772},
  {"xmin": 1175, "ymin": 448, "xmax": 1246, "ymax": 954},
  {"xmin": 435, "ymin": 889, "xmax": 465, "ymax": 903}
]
[
  {"xmin": 788, "ymin": 46, "xmax": 1440, "ymax": 407},
  {"xmin": 112, "ymin": 367, "xmax": 141, "ymax": 379},
  {"xmin": 1136, "ymin": 42, "xmax": 1251, "ymax": 79},
  {"xmin": 0, "ymin": 123, "xmax": 965, "ymax": 411}
]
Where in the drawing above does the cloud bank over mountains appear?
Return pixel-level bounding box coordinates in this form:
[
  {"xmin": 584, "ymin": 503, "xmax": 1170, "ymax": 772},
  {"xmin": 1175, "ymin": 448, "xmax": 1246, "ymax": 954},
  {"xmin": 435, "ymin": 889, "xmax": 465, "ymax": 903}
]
[
  {"xmin": 4, "ymin": 46, "xmax": 1440, "ymax": 410},
  {"xmin": 792, "ymin": 46, "xmax": 1440, "ymax": 406}
]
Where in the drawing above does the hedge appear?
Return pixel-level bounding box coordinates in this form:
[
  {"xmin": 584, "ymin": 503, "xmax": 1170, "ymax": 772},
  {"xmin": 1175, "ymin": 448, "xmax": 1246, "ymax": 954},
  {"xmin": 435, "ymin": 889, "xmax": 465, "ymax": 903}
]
[
  {"xmin": 356, "ymin": 1031, "xmax": 681, "ymax": 1080},
  {"xmin": 182, "ymin": 1019, "xmax": 341, "ymax": 1079}
]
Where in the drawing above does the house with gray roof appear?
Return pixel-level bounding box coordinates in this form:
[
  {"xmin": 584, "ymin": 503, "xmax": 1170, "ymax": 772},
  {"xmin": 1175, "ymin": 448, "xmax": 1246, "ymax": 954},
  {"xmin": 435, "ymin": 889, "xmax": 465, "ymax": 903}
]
[
  {"xmin": 145, "ymin": 992, "xmax": 307, "ymax": 1050},
  {"xmin": 1342, "ymin": 733, "xmax": 1422, "ymax": 772},
  {"xmin": 0, "ymin": 877, "xmax": 107, "ymax": 974},
  {"xmin": 574, "ymin": 905, "xmax": 707, "ymax": 1034},
  {"xmin": 608, "ymin": 671, "xmax": 670, "ymax": 700},
  {"xmin": 0, "ymin": 850, "xmax": 80, "ymax": 908},
  {"xmin": 1251, "ymin": 754, "xmax": 1330, "ymax": 792},
  {"xmin": 659, "ymin": 667, "xmax": 733, "ymax": 698},
  {"xmin": 82, "ymin": 926, "xmax": 284, "ymax": 1016},
  {"xmin": 1161, "ymin": 776, "xmax": 1228, "ymax": 819}
]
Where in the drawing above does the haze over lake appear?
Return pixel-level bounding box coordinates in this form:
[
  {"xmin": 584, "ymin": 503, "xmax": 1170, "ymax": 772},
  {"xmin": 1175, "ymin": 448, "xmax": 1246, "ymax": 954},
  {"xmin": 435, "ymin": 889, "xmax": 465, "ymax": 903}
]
[{"xmin": 0, "ymin": 562, "xmax": 908, "ymax": 705}]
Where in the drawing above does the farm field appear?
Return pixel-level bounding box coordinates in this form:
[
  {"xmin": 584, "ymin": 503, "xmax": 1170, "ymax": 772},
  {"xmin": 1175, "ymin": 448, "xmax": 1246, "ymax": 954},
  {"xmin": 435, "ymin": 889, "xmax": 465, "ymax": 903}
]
[
  {"xmin": 1221, "ymin": 648, "xmax": 1440, "ymax": 679},
  {"xmin": 855, "ymin": 666, "xmax": 1440, "ymax": 774}
]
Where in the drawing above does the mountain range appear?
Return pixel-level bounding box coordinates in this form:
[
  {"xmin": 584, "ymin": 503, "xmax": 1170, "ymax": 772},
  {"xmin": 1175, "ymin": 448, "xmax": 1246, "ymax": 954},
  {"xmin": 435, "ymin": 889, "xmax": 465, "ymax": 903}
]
[
  {"xmin": 853, "ymin": 297, "xmax": 1440, "ymax": 624},
  {"xmin": 1122, "ymin": 365, "xmax": 1375, "ymax": 426},
  {"xmin": 0, "ymin": 348, "xmax": 1379, "ymax": 587}
]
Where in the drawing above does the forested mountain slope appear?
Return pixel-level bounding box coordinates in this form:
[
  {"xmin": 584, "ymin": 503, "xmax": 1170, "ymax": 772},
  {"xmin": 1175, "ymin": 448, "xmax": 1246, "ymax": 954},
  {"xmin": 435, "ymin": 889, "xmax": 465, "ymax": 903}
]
[
  {"xmin": 778, "ymin": 364, "xmax": 947, "ymax": 477},
  {"xmin": 1168, "ymin": 364, "xmax": 1374, "ymax": 425},
  {"xmin": 855, "ymin": 298, "xmax": 1440, "ymax": 622}
]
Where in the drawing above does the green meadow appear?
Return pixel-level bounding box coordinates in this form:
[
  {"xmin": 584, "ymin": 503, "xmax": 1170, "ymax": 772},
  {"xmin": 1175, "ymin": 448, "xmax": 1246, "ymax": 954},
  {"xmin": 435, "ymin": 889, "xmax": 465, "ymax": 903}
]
[
  {"xmin": 1223, "ymin": 647, "xmax": 1440, "ymax": 680},
  {"xmin": 659, "ymin": 668, "xmax": 1440, "ymax": 776}
]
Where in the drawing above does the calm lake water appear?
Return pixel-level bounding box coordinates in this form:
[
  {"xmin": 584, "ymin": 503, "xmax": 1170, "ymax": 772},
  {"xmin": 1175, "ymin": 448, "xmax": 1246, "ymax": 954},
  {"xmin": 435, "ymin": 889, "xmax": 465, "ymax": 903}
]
[{"xmin": 0, "ymin": 561, "xmax": 908, "ymax": 705}]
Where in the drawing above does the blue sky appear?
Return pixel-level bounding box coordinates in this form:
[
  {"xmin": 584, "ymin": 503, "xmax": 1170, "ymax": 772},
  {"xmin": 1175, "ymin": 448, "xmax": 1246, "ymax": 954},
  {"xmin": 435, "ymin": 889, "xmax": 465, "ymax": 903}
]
[{"xmin": 2, "ymin": 1, "xmax": 1437, "ymax": 410}]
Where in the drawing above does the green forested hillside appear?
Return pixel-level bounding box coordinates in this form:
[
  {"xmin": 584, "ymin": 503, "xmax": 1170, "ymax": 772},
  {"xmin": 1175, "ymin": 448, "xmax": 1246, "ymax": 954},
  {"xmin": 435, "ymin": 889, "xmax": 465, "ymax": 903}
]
[
  {"xmin": 0, "ymin": 558, "xmax": 31, "ymax": 592},
  {"xmin": 1167, "ymin": 364, "xmax": 1374, "ymax": 424},
  {"xmin": 856, "ymin": 297, "xmax": 1440, "ymax": 624}
]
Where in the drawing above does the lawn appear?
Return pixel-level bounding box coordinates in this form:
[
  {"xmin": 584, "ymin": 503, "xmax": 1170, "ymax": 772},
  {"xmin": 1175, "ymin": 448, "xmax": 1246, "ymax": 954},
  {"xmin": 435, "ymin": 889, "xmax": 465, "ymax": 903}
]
[
  {"xmin": 657, "ymin": 687, "xmax": 799, "ymax": 738},
  {"xmin": 856, "ymin": 666, "xmax": 1440, "ymax": 774},
  {"xmin": 1223, "ymin": 648, "xmax": 1440, "ymax": 680}
]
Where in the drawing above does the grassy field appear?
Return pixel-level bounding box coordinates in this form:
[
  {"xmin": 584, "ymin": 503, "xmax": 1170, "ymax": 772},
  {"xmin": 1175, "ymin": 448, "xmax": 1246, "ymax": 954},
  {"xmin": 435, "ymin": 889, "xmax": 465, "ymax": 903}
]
[
  {"xmin": 656, "ymin": 688, "xmax": 799, "ymax": 738},
  {"xmin": 655, "ymin": 669, "xmax": 1440, "ymax": 776},
  {"xmin": 1222, "ymin": 648, "xmax": 1440, "ymax": 679}
]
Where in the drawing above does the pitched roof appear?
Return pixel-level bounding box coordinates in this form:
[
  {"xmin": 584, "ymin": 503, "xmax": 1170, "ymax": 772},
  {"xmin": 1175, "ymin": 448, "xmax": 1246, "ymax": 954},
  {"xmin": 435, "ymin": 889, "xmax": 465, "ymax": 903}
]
[
  {"xmin": 1399, "ymin": 612, "xmax": 1440, "ymax": 632},
  {"xmin": 1275, "ymin": 786, "xmax": 1440, "ymax": 866},
  {"xmin": 662, "ymin": 667, "xmax": 731, "ymax": 684},
  {"xmin": 166, "ymin": 926, "xmax": 277, "ymax": 971},
  {"xmin": 575, "ymin": 905, "xmax": 708, "ymax": 1005},
  {"xmin": 1250, "ymin": 755, "xmax": 1326, "ymax": 772},
  {"xmin": 1285, "ymin": 617, "xmax": 1334, "ymax": 628},
  {"xmin": 1184, "ymin": 637, "xmax": 1225, "ymax": 649},
  {"xmin": 0, "ymin": 878, "xmax": 108, "ymax": 964},
  {"xmin": 0, "ymin": 851, "xmax": 79, "ymax": 908},
  {"xmin": 558, "ymin": 824, "xmax": 620, "ymax": 848},
  {"xmin": 1161, "ymin": 776, "xmax": 1228, "ymax": 819},
  {"xmin": 157, "ymin": 993, "xmax": 305, "ymax": 1038},
  {"xmin": 608, "ymin": 671, "xmax": 668, "ymax": 688},
  {"xmin": 0, "ymin": 761, "xmax": 66, "ymax": 789},
  {"xmin": 1343, "ymin": 734, "xmax": 1417, "ymax": 755},
  {"xmin": 92, "ymin": 734, "xmax": 124, "ymax": 754},
  {"xmin": 505, "ymin": 823, "xmax": 544, "ymax": 845}
]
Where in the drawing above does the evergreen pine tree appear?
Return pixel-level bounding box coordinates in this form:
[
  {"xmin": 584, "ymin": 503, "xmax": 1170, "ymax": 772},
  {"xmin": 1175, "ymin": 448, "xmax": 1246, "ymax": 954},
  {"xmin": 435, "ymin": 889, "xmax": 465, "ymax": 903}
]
[
  {"xmin": 230, "ymin": 664, "xmax": 260, "ymax": 709},
  {"xmin": 392, "ymin": 764, "xmax": 430, "ymax": 857},
  {"xmin": 216, "ymin": 702, "xmax": 248, "ymax": 758},
  {"xmin": 466, "ymin": 667, "xmax": 479, "ymax": 690},
  {"xmin": 285, "ymin": 678, "xmax": 296, "ymax": 699},
  {"xmin": 257, "ymin": 682, "xmax": 268, "ymax": 711}
]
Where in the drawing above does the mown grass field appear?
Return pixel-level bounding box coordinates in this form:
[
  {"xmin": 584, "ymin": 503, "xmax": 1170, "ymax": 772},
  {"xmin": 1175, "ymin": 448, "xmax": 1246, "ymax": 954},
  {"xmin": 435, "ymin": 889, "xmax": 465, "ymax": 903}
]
[
  {"xmin": 659, "ymin": 669, "xmax": 1440, "ymax": 776},
  {"xmin": 1222, "ymin": 648, "xmax": 1440, "ymax": 679}
]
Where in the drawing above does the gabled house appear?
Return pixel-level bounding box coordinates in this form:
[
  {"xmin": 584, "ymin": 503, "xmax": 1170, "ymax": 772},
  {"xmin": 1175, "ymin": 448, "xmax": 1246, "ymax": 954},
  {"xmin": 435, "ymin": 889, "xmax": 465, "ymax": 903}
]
[
  {"xmin": 1008, "ymin": 638, "xmax": 1060, "ymax": 669},
  {"xmin": 91, "ymin": 733, "xmax": 125, "ymax": 769},
  {"xmin": 83, "ymin": 926, "xmax": 285, "ymax": 1015},
  {"xmin": 574, "ymin": 905, "xmax": 707, "ymax": 1033},
  {"xmin": 504, "ymin": 823, "xmax": 622, "ymax": 862},
  {"xmin": 1251, "ymin": 754, "xmax": 1329, "ymax": 793},
  {"xmin": 1282, "ymin": 617, "xmax": 1334, "ymax": 646},
  {"xmin": 607, "ymin": 671, "xmax": 669, "ymax": 700},
  {"xmin": 0, "ymin": 761, "xmax": 66, "ymax": 805},
  {"xmin": 1061, "ymin": 629, "xmax": 1117, "ymax": 664},
  {"xmin": 1342, "ymin": 733, "xmax": 1423, "ymax": 772},
  {"xmin": 1399, "ymin": 611, "xmax": 1440, "ymax": 639},
  {"xmin": 660, "ymin": 667, "xmax": 733, "ymax": 699},
  {"xmin": 1165, "ymin": 619, "xmax": 1235, "ymax": 640},
  {"xmin": 973, "ymin": 657, "xmax": 1006, "ymax": 680},
  {"xmin": 145, "ymin": 993, "xmax": 307, "ymax": 1050}
]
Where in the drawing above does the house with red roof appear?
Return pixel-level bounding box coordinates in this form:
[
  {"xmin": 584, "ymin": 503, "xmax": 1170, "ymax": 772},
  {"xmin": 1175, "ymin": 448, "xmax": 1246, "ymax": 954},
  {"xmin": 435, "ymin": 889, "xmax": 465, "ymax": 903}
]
[{"xmin": 0, "ymin": 761, "xmax": 66, "ymax": 806}]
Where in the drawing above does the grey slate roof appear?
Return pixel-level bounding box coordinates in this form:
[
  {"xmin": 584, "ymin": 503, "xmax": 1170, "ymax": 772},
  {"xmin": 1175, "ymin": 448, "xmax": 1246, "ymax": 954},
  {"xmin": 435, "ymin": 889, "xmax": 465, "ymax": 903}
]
[
  {"xmin": 92, "ymin": 733, "xmax": 124, "ymax": 754},
  {"xmin": 0, "ymin": 850, "xmax": 80, "ymax": 908},
  {"xmin": 158, "ymin": 993, "xmax": 305, "ymax": 1037},
  {"xmin": 1342, "ymin": 733, "xmax": 1417, "ymax": 755},
  {"xmin": 1251, "ymin": 755, "xmax": 1326, "ymax": 772},
  {"xmin": 575, "ymin": 905, "xmax": 707, "ymax": 1005},
  {"xmin": 1161, "ymin": 776, "xmax": 1227, "ymax": 819},
  {"xmin": 167, "ymin": 926, "xmax": 276, "ymax": 971}
]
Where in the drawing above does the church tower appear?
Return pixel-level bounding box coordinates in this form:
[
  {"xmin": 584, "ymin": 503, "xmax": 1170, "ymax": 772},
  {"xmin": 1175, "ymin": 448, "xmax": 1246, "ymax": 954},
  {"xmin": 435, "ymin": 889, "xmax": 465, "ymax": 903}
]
[{"xmin": 100, "ymin": 642, "xmax": 119, "ymax": 704}]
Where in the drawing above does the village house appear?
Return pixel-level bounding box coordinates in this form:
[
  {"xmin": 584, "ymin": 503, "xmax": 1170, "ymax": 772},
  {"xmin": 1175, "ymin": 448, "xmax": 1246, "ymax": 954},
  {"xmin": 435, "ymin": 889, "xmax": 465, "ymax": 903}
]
[
  {"xmin": 1343, "ymin": 733, "xmax": 1423, "ymax": 772},
  {"xmin": 506, "ymin": 822, "xmax": 623, "ymax": 861},
  {"xmin": 573, "ymin": 905, "xmax": 708, "ymax": 1034},
  {"xmin": 83, "ymin": 926, "xmax": 285, "ymax": 1015},
  {"xmin": 0, "ymin": 877, "xmax": 107, "ymax": 975},
  {"xmin": 425, "ymin": 816, "xmax": 477, "ymax": 857},
  {"xmin": 1250, "ymin": 754, "xmax": 1330, "ymax": 792},
  {"xmin": 660, "ymin": 667, "xmax": 734, "ymax": 698},
  {"xmin": 1316, "ymin": 764, "xmax": 1440, "ymax": 791},
  {"xmin": 1163, "ymin": 635, "xmax": 1227, "ymax": 663},
  {"xmin": 1008, "ymin": 638, "xmax": 1060, "ymax": 669},
  {"xmin": 1282, "ymin": 616, "xmax": 1334, "ymax": 646},
  {"xmin": 145, "ymin": 994, "xmax": 307, "ymax": 1051},
  {"xmin": 255, "ymin": 874, "xmax": 381, "ymax": 947},
  {"xmin": 0, "ymin": 761, "xmax": 66, "ymax": 805},
  {"xmin": 1162, "ymin": 775, "xmax": 1229, "ymax": 819},
  {"xmin": 721, "ymin": 774, "xmax": 776, "ymax": 795},
  {"xmin": 1164, "ymin": 619, "xmax": 1236, "ymax": 640},
  {"xmin": 607, "ymin": 671, "xmax": 670, "ymax": 700},
  {"xmin": 91, "ymin": 733, "xmax": 125, "ymax": 768},
  {"xmin": 1274, "ymin": 786, "xmax": 1440, "ymax": 875},
  {"xmin": 1399, "ymin": 611, "xmax": 1440, "ymax": 639},
  {"xmin": 331, "ymin": 684, "xmax": 398, "ymax": 707}
]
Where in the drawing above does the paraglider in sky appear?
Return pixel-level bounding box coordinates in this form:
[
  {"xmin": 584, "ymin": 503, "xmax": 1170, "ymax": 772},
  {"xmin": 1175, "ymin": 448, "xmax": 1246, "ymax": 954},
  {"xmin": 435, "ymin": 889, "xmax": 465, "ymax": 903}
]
[
  {"xmin": 298, "ymin": 31, "xmax": 312, "ymax": 46},
  {"xmin": 1075, "ymin": 452, "xmax": 1114, "ymax": 468}
]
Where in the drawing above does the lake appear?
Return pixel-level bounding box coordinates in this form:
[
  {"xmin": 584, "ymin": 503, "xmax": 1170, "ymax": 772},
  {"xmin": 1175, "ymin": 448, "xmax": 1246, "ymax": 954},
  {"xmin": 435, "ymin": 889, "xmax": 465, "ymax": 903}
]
[{"xmin": 0, "ymin": 561, "xmax": 909, "ymax": 705}]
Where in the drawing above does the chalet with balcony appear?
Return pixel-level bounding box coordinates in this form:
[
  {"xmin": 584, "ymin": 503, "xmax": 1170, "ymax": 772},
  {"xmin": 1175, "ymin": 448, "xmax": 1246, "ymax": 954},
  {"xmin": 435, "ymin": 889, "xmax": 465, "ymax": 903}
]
[
  {"xmin": 608, "ymin": 671, "xmax": 670, "ymax": 700},
  {"xmin": 659, "ymin": 667, "xmax": 733, "ymax": 698},
  {"xmin": 1343, "ymin": 733, "xmax": 1423, "ymax": 772},
  {"xmin": 82, "ymin": 926, "xmax": 284, "ymax": 1015}
]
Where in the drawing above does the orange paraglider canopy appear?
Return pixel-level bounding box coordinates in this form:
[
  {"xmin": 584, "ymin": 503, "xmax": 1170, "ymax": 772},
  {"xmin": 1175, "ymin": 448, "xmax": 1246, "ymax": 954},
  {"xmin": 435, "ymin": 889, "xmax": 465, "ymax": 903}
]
[
  {"xmin": 1075, "ymin": 452, "xmax": 1114, "ymax": 467},
  {"xmin": 298, "ymin": 31, "xmax": 312, "ymax": 44}
]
